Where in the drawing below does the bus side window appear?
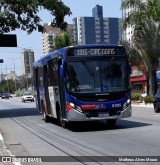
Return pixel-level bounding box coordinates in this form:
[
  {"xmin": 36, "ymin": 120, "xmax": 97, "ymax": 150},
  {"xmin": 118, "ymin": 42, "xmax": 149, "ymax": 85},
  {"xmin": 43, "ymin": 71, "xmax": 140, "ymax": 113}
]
[
  {"xmin": 52, "ymin": 61, "xmax": 59, "ymax": 86},
  {"xmin": 48, "ymin": 61, "xmax": 54, "ymax": 86},
  {"xmin": 38, "ymin": 67, "xmax": 43, "ymax": 87},
  {"xmin": 48, "ymin": 60, "xmax": 59, "ymax": 86}
]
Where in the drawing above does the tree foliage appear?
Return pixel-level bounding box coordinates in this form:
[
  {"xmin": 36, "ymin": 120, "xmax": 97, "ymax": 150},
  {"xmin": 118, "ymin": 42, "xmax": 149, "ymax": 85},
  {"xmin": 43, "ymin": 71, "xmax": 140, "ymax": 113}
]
[
  {"xmin": 54, "ymin": 30, "xmax": 75, "ymax": 49},
  {"xmin": 121, "ymin": 0, "xmax": 160, "ymax": 29},
  {"xmin": 0, "ymin": 0, "xmax": 72, "ymax": 34},
  {"xmin": 0, "ymin": 76, "xmax": 33, "ymax": 93},
  {"xmin": 121, "ymin": 0, "xmax": 160, "ymax": 95},
  {"xmin": 134, "ymin": 20, "xmax": 160, "ymax": 95}
]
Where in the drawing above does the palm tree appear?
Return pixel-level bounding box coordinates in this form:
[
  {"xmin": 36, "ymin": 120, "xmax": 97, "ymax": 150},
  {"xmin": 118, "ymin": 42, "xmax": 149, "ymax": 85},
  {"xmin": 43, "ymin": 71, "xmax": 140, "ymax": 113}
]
[
  {"xmin": 133, "ymin": 19, "xmax": 160, "ymax": 95},
  {"xmin": 121, "ymin": 0, "xmax": 160, "ymax": 29},
  {"xmin": 121, "ymin": 0, "xmax": 160, "ymax": 95}
]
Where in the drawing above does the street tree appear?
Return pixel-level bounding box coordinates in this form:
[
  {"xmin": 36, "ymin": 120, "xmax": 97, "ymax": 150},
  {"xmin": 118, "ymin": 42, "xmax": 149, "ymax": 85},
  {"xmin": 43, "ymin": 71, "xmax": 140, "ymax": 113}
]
[
  {"xmin": 0, "ymin": 0, "xmax": 72, "ymax": 34},
  {"xmin": 54, "ymin": 30, "xmax": 75, "ymax": 49},
  {"xmin": 133, "ymin": 20, "xmax": 160, "ymax": 95},
  {"xmin": 121, "ymin": 0, "xmax": 160, "ymax": 95}
]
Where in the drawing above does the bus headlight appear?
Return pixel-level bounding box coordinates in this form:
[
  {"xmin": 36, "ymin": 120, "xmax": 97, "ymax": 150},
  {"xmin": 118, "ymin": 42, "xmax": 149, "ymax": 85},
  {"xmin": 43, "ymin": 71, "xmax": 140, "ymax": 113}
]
[
  {"xmin": 69, "ymin": 102, "xmax": 75, "ymax": 108},
  {"xmin": 123, "ymin": 99, "xmax": 131, "ymax": 110},
  {"xmin": 66, "ymin": 102, "xmax": 82, "ymax": 112},
  {"xmin": 66, "ymin": 102, "xmax": 75, "ymax": 110}
]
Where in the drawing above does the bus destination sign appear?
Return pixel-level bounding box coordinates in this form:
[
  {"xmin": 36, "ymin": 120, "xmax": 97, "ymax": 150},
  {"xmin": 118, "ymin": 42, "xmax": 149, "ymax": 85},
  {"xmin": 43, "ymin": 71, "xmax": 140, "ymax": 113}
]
[{"xmin": 68, "ymin": 47, "xmax": 125, "ymax": 56}]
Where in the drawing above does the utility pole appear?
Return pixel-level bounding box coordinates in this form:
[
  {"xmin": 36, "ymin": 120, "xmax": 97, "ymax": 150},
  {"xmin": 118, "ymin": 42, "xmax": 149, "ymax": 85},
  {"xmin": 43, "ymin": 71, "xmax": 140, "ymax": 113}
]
[
  {"xmin": 26, "ymin": 72, "xmax": 28, "ymax": 91},
  {"xmin": 8, "ymin": 58, "xmax": 18, "ymax": 92},
  {"xmin": 6, "ymin": 65, "xmax": 9, "ymax": 93}
]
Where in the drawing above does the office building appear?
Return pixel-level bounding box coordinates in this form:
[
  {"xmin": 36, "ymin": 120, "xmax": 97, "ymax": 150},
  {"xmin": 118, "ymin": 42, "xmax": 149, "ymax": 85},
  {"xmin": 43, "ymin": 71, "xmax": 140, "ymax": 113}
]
[
  {"xmin": 73, "ymin": 5, "xmax": 122, "ymax": 44},
  {"xmin": 21, "ymin": 49, "xmax": 35, "ymax": 75}
]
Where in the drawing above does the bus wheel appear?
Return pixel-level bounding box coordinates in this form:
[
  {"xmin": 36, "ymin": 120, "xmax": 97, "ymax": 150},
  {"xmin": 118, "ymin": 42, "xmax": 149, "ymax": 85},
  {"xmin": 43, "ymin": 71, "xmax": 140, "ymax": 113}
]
[
  {"xmin": 106, "ymin": 119, "xmax": 117, "ymax": 128},
  {"xmin": 42, "ymin": 103, "xmax": 50, "ymax": 122}
]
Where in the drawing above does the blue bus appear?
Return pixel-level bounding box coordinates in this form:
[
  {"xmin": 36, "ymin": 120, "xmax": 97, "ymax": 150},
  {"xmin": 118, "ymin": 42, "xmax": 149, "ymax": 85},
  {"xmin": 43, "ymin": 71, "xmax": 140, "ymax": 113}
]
[{"xmin": 33, "ymin": 44, "xmax": 131, "ymax": 128}]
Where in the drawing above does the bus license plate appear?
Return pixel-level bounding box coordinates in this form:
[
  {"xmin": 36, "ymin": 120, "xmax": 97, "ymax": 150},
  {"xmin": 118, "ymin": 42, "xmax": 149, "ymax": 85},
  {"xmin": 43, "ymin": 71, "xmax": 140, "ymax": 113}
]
[{"xmin": 98, "ymin": 112, "xmax": 109, "ymax": 118}]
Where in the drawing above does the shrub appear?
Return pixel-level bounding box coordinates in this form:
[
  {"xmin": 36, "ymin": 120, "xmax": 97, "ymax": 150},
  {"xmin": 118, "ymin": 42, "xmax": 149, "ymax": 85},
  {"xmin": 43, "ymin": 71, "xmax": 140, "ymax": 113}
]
[
  {"xmin": 143, "ymin": 95, "xmax": 154, "ymax": 104},
  {"xmin": 131, "ymin": 92, "xmax": 141, "ymax": 101}
]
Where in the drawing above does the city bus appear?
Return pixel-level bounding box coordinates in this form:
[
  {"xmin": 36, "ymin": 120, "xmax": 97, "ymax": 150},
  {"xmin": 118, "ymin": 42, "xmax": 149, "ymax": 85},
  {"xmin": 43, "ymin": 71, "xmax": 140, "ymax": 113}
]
[{"xmin": 33, "ymin": 44, "xmax": 131, "ymax": 128}]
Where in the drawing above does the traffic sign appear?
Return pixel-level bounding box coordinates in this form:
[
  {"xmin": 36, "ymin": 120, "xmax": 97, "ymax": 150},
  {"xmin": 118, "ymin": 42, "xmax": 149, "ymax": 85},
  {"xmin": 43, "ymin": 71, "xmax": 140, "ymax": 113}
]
[{"xmin": 0, "ymin": 34, "xmax": 17, "ymax": 47}]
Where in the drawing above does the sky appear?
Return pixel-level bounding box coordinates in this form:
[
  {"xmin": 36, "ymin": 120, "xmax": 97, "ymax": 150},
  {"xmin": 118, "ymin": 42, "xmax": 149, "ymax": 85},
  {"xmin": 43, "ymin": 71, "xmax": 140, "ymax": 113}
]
[{"xmin": 0, "ymin": 0, "xmax": 122, "ymax": 76}]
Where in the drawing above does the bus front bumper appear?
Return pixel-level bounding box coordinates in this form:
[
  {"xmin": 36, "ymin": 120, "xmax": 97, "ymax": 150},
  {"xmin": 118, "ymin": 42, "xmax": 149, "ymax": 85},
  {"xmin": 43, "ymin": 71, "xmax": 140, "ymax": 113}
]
[{"xmin": 67, "ymin": 104, "xmax": 132, "ymax": 122}]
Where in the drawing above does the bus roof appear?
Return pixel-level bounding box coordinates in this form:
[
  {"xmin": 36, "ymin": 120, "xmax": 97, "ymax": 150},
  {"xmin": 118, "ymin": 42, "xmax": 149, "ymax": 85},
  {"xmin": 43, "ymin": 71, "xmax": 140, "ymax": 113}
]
[{"xmin": 33, "ymin": 44, "xmax": 123, "ymax": 67}]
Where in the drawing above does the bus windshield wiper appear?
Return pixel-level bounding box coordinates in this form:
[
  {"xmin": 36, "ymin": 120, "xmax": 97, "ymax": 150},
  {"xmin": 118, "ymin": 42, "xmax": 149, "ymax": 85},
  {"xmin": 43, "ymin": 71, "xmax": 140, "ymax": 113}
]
[{"xmin": 80, "ymin": 59, "xmax": 94, "ymax": 77}]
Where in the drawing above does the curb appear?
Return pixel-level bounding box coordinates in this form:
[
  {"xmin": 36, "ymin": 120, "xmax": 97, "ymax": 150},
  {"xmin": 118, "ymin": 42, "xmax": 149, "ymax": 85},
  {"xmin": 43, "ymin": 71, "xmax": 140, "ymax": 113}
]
[
  {"xmin": 132, "ymin": 104, "xmax": 153, "ymax": 108},
  {"xmin": 0, "ymin": 133, "xmax": 21, "ymax": 165}
]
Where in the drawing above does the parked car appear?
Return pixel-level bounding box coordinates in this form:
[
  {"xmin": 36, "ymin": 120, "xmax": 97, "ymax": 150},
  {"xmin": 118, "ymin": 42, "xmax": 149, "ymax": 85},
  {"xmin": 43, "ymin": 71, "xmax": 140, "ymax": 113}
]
[
  {"xmin": 1, "ymin": 93, "xmax": 10, "ymax": 99},
  {"xmin": 153, "ymin": 90, "xmax": 160, "ymax": 113},
  {"xmin": 22, "ymin": 92, "xmax": 34, "ymax": 102}
]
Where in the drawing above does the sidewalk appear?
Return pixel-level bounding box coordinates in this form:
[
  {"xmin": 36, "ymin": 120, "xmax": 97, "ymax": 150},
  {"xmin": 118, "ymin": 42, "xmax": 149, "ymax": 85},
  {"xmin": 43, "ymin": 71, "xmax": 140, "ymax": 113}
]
[
  {"xmin": 131, "ymin": 101, "xmax": 154, "ymax": 108},
  {"xmin": 0, "ymin": 134, "xmax": 14, "ymax": 165}
]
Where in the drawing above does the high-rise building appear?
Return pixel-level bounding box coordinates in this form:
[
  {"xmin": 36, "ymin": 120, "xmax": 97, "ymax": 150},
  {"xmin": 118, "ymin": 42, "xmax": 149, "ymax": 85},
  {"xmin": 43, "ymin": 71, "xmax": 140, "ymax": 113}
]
[
  {"xmin": 21, "ymin": 49, "xmax": 35, "ymax": 75},
  {"xmin": 122, "ymin": 0, "xmax": 134, "ymax": 42},
  {"xmin": 122, "ymin": 0, "xmax": 146, "ymax": 42},
  {"xmin": 42, "ymin": 24, "xmax": 74, "ymax": 56},
  {"xmin": 6, "ymin": 71, "xmax": 16, "ymax": 80},
  {"xmin": 0, "ymin": 72, "xmax": 5, "ymax": 82},
  {"xmin": 73, "ymin": 5, "xmax": 122, "ymax": 44},
  {"xmin": 42, "ymin": 24, "xmax": 62, "ymax": 55}
]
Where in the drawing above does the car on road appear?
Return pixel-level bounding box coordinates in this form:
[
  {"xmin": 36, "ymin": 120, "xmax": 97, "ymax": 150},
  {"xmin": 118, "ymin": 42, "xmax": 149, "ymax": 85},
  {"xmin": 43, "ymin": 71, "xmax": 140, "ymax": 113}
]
[
  {"xmin": 153, "ymin": 90, "xmax": 160, "ymax": 113},
  {"xmin": 1, "ymin": 93, "xmax": 10, "ymax": 99},
  {"xmin": 8, "ymin": 93, "xmax": 12, "ymax": 98},
  {"xmin": 22, "ymin": 92, "xmax": 34, "ymax": 102}
]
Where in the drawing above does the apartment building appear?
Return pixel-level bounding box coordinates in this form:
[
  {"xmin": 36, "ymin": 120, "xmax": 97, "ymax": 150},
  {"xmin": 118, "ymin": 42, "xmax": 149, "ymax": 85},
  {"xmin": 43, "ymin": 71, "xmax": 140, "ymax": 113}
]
[
  {"xmin": 42, "ymin": 24, "xmax": 74, "ymax": 55},
  {"xmin": 42, "ymin": 24, "xmax": 62, "ymax": 55},
  {"xmin": 21, "ymin": 49, "xmax": 35, "ymax": 75},
  {"xmin": 73, "ymin": 5, "xmax": 122, "ymax": 44},
  {"xmin": 122, "ymin": 0, "xmax": 146, "ymax": 42}
]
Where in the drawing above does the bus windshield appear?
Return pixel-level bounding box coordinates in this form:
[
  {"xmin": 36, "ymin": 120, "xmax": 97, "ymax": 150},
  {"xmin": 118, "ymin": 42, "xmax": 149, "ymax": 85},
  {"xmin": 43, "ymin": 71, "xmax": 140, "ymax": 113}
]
[{"xmin": 66, "ymin": 60, "xmax": 127, "ymax": 93}]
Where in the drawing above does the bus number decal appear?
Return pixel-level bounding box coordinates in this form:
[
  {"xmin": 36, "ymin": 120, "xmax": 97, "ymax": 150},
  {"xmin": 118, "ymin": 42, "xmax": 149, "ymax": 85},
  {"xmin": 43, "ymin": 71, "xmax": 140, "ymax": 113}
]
[{"xmin": 112, "ymin": 103, "xmax": 121, "ymax": 108}]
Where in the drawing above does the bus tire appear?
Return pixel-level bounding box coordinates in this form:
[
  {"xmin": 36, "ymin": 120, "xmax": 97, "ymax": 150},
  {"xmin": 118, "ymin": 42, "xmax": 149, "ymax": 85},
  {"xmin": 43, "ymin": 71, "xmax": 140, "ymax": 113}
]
[
  {"xmin": 56, "ymin": 107, "xmax": 68, "ymax": 128},
  {"xmin": 42, "ymin": 102, "xmax": 50, "ymax": 122},
  {"xmin": 106, "ymin": 119, "xmax": 117, "ymax": 128}
]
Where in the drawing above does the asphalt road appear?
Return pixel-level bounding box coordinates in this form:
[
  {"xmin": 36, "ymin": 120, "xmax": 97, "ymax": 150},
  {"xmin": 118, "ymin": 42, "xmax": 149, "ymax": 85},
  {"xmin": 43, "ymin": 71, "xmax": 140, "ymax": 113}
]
[{"xmin": 0, "ymin": 97, "xmax": 160, "ymax": 165}]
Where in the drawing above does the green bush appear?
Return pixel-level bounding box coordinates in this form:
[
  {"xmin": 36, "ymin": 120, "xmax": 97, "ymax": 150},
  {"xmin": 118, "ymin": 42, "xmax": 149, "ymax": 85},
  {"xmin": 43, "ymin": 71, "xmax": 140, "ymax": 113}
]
[
  {"xmin": 143, "ymin": 95, "xmax": 154, "ymax": 104},
  {"xmin": 131, "ymin": 92, "xmax": 141, "ymax": 101},
  {"xmin": 15, "ymin": 90, "xmax": 24, "ymax": 97},
  {"xmin": 15, "ymin": 90, "xmax": 34, "ymax": 97}
]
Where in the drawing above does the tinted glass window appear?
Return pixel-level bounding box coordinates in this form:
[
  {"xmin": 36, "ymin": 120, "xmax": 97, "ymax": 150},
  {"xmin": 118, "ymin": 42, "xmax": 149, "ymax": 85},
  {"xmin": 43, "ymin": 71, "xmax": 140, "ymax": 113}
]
[{"xmin": 66, "ymin": 60, "xmax": 127, "ymax": 93}]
